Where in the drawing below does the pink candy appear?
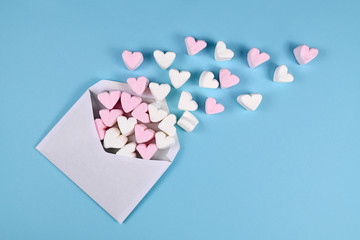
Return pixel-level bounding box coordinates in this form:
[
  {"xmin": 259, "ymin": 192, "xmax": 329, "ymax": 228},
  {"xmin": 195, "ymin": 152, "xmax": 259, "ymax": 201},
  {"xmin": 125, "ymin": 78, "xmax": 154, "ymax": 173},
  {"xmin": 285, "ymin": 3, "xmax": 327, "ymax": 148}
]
[
  {"xmin": 122, "ymin": 50, "xmax": 144, "ymax": 71},
  {"xmin": 131, "ymin": 103, "xmax": 150, "ymax": 123},
  {"xmin": 135, "ymin": 124, "xmax": 155, "ymax": 143},
  {"xmin": 97, "ymin": 91, "xmax": 121, "ymax": 109},
  {"xmin": 205, "ymin": 97, "xmax": 224, "ymax": 115},
  {"xmin": 99, "ymin": 109, "xmax": 123, "ymax": 127},
  {"xmin": 219, "ymin": 68, "xmax": 240, "ymax": 89},
  {"xmin": 185, "ymin": 36, "xmax": 207, "ymax": 55},
  {"xmin": 247, "ymin": 48, "xmax": 270, "ymax": 68},
  {"xmin": 121, "ymin": 92, "xmax": 142, "ymax": 113},
  {"xmin": 127, "ymin": 76, "xmax": 149, "ymax": 95},
  {"xmin": 293, "ymin": 44, "xmax": 318, "ymax": 65},
  {"xmin": 94, "ymin": 118, "xmax": 107, "ymax": 140},
  {"xmin": 136, "ymin": 144, "xmax": 157, "ymax": 160}
]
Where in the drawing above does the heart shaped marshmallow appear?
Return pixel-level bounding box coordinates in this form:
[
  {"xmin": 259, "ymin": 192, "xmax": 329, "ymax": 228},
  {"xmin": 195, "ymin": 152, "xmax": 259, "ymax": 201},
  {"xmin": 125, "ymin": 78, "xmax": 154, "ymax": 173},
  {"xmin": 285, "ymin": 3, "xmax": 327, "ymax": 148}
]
[
  {"xmin": 236, "ymin": 94, "xmax": 263, "ymax": 111},
  {"xmin": 94, "ymin": 118, "xmax": 107, "ymax": 140},
  {"xmin": 215, "ymin": 41, "xmax": 234, "ymax": 61},
  {"xmin": 153, "ymin": 50, "xmax": 176, "ymax": 70},
  {"xmin": 121, "ymin": 92, "xmax": 142, "ymax": 113},
  {"xmin": 273, "ymin": 65, "xmax": 294, "ymax": 83},
  {"xmin": 148, "ymin": 103, "xmax": 168, "ymax": 122},
  {"xmin": 247, "ymin": 48, "xmax": 270, "ymax": 68},
  {"xmin": 99, "ymin": 109, "xmax": 123, "ymax": 127},
  {"xmin": 149, "ymin": 82, "xmax": 171, "ymax": 102},
  {"xmin": 122, "ymin": 50, "xmax": 143, "ymax": 71},
  {"xmin": 205, "ymin": 97, "xmax": 224, "ymax": 115},
  {"xmin": 116, "ymin": 142, "xmax": 137, "ymax": 158},
  {"xmin": 177, "ymin": 111, "xmax": 199, "ymax": 133},
  {"xmin": 169, "ymin": 69, "xmax": 191, "ymax": 89},
  {"xmin": 185, "ymin": 36, "xmax": 207, "ymax": 55},
  {"xmin": 135, "ymin": 124, "xmax": 155, "ymax": 143},
  {"xmin": 136, "ymin": 144, "xmax": 157, "ymax": 160},
  {"xmin": 127, "ymin": 76, "xmax": 149, "ymax": 95},
  {"xmin": 131, "ymin": 102, "xmax": 150, "ymax": 123},
  {"xmin": 219, "ymin": 68, "xmax": 240, "ymax": 89},
  {"xmin": 199, "ymin": 71, "xmax": 219, "ymax": 89},
  {"xmin": 178, "ymin": 91, "xmax": 198, "ymax": 111},
  {"xmin": 103, "ymin": 127, "xmax": 128, "ymax": 149},
  {"xmin": 97, "ymin": 91, "xmax": 121, "ymax": 109},
  {"xmin": 117, "ymin": 116, "xmax": 137, "ymax": 136},
  {"xmin": 293, "ymin": 44, "xmax": 318, "ymax": 65},
  {"xmin": 158, "ymin": 114, "xmax": 177, "ymax": 136},
  {"xmin": 155, "ymin": 131, "xmax": 175, "ymax": 149}
]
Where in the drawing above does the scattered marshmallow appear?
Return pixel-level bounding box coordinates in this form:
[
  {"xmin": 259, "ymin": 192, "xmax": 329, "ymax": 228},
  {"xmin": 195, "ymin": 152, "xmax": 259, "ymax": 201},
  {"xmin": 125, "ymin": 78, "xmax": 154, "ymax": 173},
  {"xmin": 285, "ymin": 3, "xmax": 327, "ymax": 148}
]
[
  {"xmin": 99, "ymin": 109, "xmax": 123, "ymax": 127},
  {"xmin": 247, "ymin": 48, "xmax": 270, "ymax": 68},
  {"xmin": 158, "ymin": 114, "xmax": 177, "ymax": 136},
  {"xmin": 155, "ymin": 131, "xmax": 176, "ymax": 149},
  {"xmin": 199, "ymin": 71, "xmax": 219, "ymax": 89},
  {"xmin": 169, "ymin": 69, "xmax": 191, "ymax": 89},
  {"xmin": 177, "ymin": 111, "xmax": 199, "ymax": 132},
  {"xmin": 136, "ymin": 143, "xmax": 157, "ymax": 160},
  {"xmin": 178, "ymin": 91, "xmax": 198, "ymax": 111},
  {"xmin": 237, "ymin": 94, "xmax": 263, "ymax": 111},
  {"xmin": 116, "ymin": 142, "xmax": 137, "ymax": 158},
  {"xmin": 293, "ymin": 44, "xmax": 318, "ymax": 65},
  {"xmin": 153, "ymin": 50, "xmax": 176, "ymax": 70},
  {"xmin": 215, "ymin": 41, "xmax": 234, "ymax": 61},
  {"xmin": 121, "ymin": 92, "xmax": 142, "ymax": 113},
  {"xmin": 205, "ymin": 97, "xmax": 224, "ymax": 115},
  {"xmin": 135, "ymin": 124, "xmax": 155, "ymax": 143},
  {"xmin": 149, "ymin": 82, "xmax": 171, "ymax": 102},
  {"xmin": 94, "ymin": 118, "xmax": 107, "ymax": 140},
  {"xmin": 127, "ymin": 76, "xmax": 149, "ymax": 95},
  {"xmin": 103, "ymin": 127, "xmax": 128, "ymax": 149},
  {"xmin": 219, "ymin": 68, "xmax": 240, "ymax": 89},
  {"xmin": 122, "ymin": 50, "xmax": 144, "ymax": 71},
  {"xmin": 273, "ymin": 65, "xmax": 294, "ymax": 83},
  {"xmin": 131, "ymin": 102, "xmax": 150, "ymax": 123},
  {"xmin": 148, "ymin": 103, "xmax": 168, "ymax": 123},
  {"xmin": 184, "ymin": 36, "xmax": 207, "ymax": 55},
  {"xmin": 117, "ymin": 116, "xmax": 137, "ymax": 136},
  {"xmin": 97, "ymin": 91, "xmax": 121, "ymax": 109}
]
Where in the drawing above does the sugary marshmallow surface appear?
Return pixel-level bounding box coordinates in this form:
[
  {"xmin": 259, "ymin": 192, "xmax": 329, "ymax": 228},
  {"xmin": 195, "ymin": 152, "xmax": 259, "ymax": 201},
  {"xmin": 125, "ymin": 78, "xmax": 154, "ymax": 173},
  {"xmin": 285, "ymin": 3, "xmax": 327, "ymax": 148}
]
[
  {"xmin": 178, "ymin": 91, "xmax": 198, "ymax": 111},
  {"xmin": 273, "ymin": 65, "xmax": 294, "ymax": 83},
  {"xmin": 122, "ymin": 50, "xmax": 144, "ymax": 71},
  {"xmin": 293, "ymin": 44, "xmax": 318, "ymax": 65},
  {"xmin": 148, "ymin": 103, "xmax": 168, "ymax": 123},
  {"xmin": 177, "ymin": 111, "xmax": 199, "ymax": 132},
  {"xmin": 158, "ymin": 114, "xmax": 177, "ymax": 136},
  {"xmin": 184, "ymin": 36, "xmax": 207, "ymax": 55},
  {"xmin": 247, "ymin": 48, "xmax": 270, "ymax": 69},
  {"xmin": 117, "ymin": 116, "xmax": 137, "ymax": 136},
  {"xmin": 236, "ymin": 93, "xmax": 263, "ymax": 111},
  {"xmin": 116, "ymin": 142, "xmax": 137, "ymax": 158},
  {"xmin": 155, "ymin": 131, "xmax": 176, "ymax": 149},
  {"xmin": 215, "ymin": 41, "xmax": 234, "ymax": 61},
  {"xmin": 169, "ymin": 68, "xmax": 191, "ymax": 89},
  {"xmin": 199, "ymin": 71, "xmax": 219, "ymax": 89},
  {"xmin": 103, "ymin": 127, "xmax": 128, "ymax": 149},
  {"xmin": 149, "ymin": 82, "xmax": 171, "ymax": 102},
  {"xmin": 153, "ymin": 50, "xmax": 176, "ymax": 70}
]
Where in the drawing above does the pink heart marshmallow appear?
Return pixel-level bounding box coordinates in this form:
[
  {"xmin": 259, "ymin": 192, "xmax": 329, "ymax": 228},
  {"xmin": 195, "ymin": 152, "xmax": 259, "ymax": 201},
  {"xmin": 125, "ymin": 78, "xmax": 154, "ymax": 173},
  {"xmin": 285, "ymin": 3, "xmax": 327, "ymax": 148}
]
[
  {"xmin": 131, "ymin": 102, "xmax": 150, "ymax": 123},
  {"xmin": 136, "ymin": 143, "xmax": 157, "ymax": 160},
  {"xmin": 134, "ymin": 124, "xmax": 155, "ymax": 143},
  {"xmin": 122, "ymin": 50, "xmax": 144, "ymax": 71},
  {"xmin": 219, "ymin": 68, "xmax": 240, "ymax": 89},
  {"xmin": 97, "ymin": 91, "xmax": 121, "ymax": 109},
  {"xmin": 205, "ymin": 97, "xmax": 224, "ymax": 115},
  {"xmin": 127, "ymin": 76, "xmax": 149, "ymax": 95},
  {"xmin": 99, "ymin": 109, "xmax": 123, "ymax": 127},
  {"xmin": 121, "ymin": 92, "xmax": 142, "ymax": 113},
  {"xmin": 293, "ymin": 44, "xmax": 318, "ymax": 65},
  {"xmin": 247, "ymin": 48, "xmax": 270, "ymax": 68},
  {"xmin": 185, "ymin": 36, "xmax": 207, "ymax": 55}
]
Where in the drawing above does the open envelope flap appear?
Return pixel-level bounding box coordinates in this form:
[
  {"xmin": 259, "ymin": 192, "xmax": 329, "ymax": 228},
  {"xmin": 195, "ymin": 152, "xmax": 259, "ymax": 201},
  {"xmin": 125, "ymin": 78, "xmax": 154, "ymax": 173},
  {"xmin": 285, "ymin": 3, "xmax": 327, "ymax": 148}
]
[{"xmin": 36, "ymin": 80, "xmax": 180, "ymax": 223}]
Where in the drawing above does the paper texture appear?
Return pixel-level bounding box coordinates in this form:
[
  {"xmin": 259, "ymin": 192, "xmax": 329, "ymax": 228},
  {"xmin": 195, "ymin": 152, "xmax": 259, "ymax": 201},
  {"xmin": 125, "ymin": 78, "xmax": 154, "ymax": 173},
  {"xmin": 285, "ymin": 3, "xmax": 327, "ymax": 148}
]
[{"xmin": 36, "ymin": 80, "xmax": 180, "ymax": 223}]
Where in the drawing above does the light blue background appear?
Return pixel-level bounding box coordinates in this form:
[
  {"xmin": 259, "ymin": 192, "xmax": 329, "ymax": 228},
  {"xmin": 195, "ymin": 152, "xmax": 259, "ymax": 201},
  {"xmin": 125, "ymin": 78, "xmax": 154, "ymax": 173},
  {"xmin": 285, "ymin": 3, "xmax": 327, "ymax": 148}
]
[{"xmin": 1, "ymin": 0, "xmax": 359, "ymax": 239}]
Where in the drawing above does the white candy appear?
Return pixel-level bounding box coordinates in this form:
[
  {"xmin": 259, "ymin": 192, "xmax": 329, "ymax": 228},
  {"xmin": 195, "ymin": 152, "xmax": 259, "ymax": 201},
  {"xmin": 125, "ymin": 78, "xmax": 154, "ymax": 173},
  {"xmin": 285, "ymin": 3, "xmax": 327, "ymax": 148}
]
[
  {"xmin": 153, "ymin": 50, "xmax": 176, "ymax": 70},
  {"xmin": 148, "ymin": 103, "xmax": 168, "ymax": 123},
  {"xmin": 199, "ymin": 71, "xmax": 219, "ymax": 89},
  {"xmin": 178, "ymin": 91, "xmax": 198, "ymax": 111},
  {"xmin": 214, "ymin": 41, "xmax": 234, "ymax": 61},
  {"xmin": 103, "ymin": 127, "xmax": 128, "ymax": 149},
  {"xmin": 116, "ymin": 142, "xmax": 137, "ymax": 158},
  {"xmin": 158, "ymin": 114, "xmax": 177, "ymax": 136},
  {"xmin": 117, "ymin": 116, "xmax": 137, "ymax": 136},
  {"xmin": 149, "ymin": 82, "xmax": 171, "ymax": 102},
  {"xmin": 169, "ymin": 69, "xmax": 191, "ymax": 89},
  {"xmin": 273, "ymin": 65, "xmax": 294, "ymax": 83},
  {"xmin": 155, "ymin": 131, "xmax": 175, "ymax": 149},
  {"xmin": 236, "ymin": 94, "xmax": 263, "ymax": 111},
  {"xmin": 177, "ymin": 111, "xmax": 199, "ymax": 132}
]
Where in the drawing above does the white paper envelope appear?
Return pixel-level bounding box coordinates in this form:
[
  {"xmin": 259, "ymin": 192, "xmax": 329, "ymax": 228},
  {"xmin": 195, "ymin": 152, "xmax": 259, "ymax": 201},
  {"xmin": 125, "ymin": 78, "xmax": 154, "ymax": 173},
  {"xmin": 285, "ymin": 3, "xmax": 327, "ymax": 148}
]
[{"xmin": 36, "ymin": 80, "xmax": 180, "ymax": 223}]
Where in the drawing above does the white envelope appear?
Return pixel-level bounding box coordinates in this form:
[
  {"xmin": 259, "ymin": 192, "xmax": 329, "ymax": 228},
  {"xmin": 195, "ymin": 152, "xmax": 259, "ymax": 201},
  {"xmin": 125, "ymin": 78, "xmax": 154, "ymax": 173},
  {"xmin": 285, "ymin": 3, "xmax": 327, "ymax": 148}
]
[{"xmin": 36, "ymin": 80, "xmax": 180, "ymax": 223}]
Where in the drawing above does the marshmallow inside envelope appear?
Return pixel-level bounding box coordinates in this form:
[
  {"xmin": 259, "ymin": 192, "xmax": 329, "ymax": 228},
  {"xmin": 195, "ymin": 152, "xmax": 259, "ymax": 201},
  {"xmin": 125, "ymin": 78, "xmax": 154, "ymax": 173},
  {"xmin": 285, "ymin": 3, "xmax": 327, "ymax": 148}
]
[{"xmin": 36, "ymin": 80, "xmax": 180, "ymax": 223}]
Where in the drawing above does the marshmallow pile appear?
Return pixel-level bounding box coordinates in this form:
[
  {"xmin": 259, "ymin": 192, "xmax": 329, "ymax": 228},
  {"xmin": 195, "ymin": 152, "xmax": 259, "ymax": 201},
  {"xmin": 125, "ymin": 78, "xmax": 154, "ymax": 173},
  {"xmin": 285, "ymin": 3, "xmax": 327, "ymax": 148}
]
[{"xmin": 95, "ymin": 37, "xmax": 318, "ymax": 159}]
